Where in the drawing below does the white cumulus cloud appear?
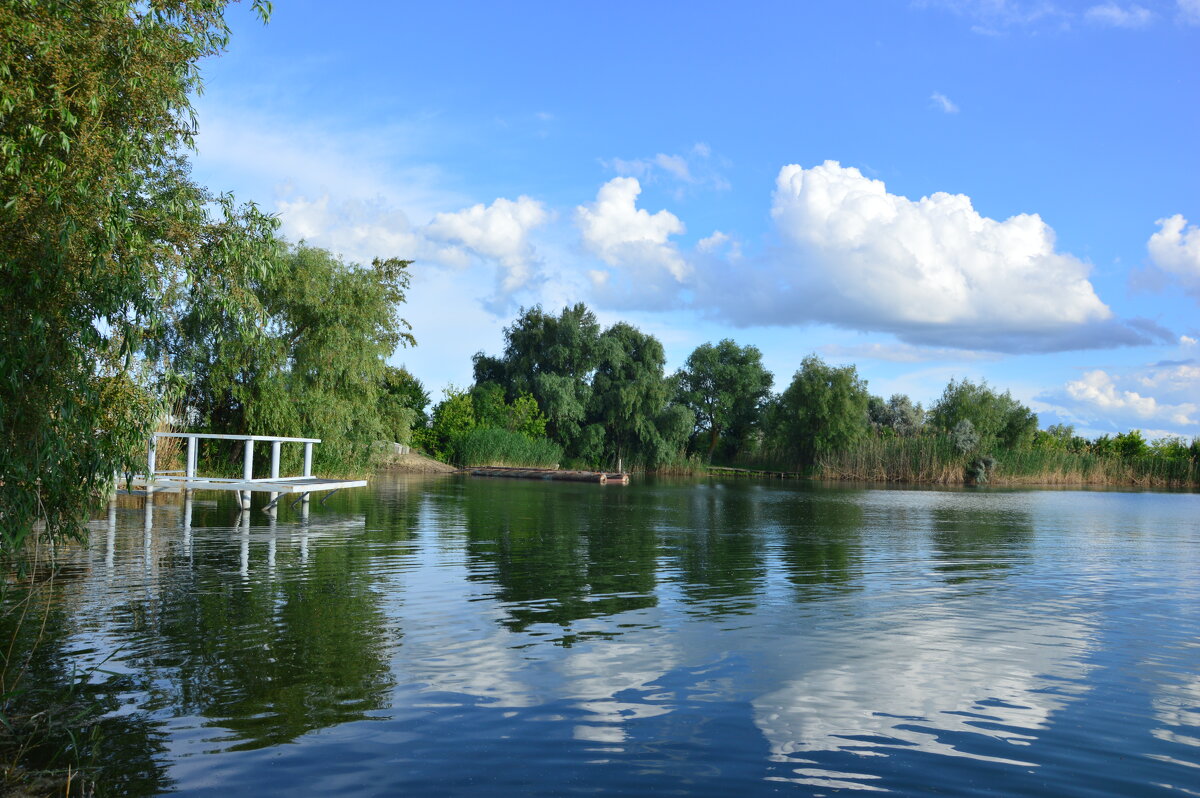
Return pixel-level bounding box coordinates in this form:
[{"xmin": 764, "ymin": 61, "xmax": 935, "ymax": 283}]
[
  {"xmin": 1085, "ymin": 3, "xmax": 1154, "ymax": 27},
  {"xmin": 702, "ymin": 161, "xmax": 1136, "ymax": 352},
  {"xmin": 1147, "ymin": 214, "xmax": 1200, "ymax": 299},
  {"xmin": 275, "ymin": 192, "xmax": 465, "ymax": 268},
  {"xmin": 1066, "ymin": 369, "xmax": 1196, "ymax": 426},
  {"xmin": 576, "ymin": 177, "xmax": 689, "ymax": 281},
  {"xmin": 424, "ymin": 196, "xmax": 550, "ymax": 295}
]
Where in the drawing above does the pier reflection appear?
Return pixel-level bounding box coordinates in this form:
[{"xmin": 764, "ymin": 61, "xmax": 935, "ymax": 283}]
[{"xmin": 82, "ymin": 497, "xmax": 388, "ymax": 754}]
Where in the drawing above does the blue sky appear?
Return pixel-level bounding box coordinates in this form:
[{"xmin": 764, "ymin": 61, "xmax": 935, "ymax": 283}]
[{"xmin": 190, "ymin": 0, "xmax": 1200, "ymax": 439}]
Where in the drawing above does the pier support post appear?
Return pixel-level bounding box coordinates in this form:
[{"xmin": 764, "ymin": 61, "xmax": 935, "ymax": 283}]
[
  {"xmin": 302, "ymin": 441, "xmax": 313, "ymax": 507},
  {"xmin": 106, "ymin": 501, "xmax": 116, "ymax": 572},
  {"xmin": 183, "ymin": 494, "xmax": 193, "ymax": 555},
  {"xmin": 147, "ymin": 436, "xmax": 157, "ymax": 482},
  {"xmin": 239, "ymin": 510, "xmax": 250, "ymax": 578},
  {"xmin": 241, "ymin": 440, "xmax": 254, "ymax": 511},
  {"xmin": 268, "ymin": 440, "xmax": 281, "ymax": 516},
  {"xmin": 185, "ymin": 435, "xmax": 196, "ymax": 488}
]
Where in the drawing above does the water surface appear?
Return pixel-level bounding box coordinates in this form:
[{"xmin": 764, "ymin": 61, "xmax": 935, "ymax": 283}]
[{"xmin": 32, "ymin": 476, "xmax": 1200, "ymax": 795}]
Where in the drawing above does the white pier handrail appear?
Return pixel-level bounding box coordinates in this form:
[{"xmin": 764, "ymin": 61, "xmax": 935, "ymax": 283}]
[
  {"xmin": 152, "ymin": 432, "xmax": 321, "ymax": 443},
  {"xmin": 141, "ymin": 431, "xmax": 341, "ymax": 510}
]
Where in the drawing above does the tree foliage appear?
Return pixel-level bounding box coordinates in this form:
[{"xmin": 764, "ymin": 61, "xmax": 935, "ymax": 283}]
[
  {"xmin": 675, "ymin": 339, "xmax": 773, "ymax": 460},
  {"xmin": 0, "ymin": 0, "xmax": 275, "ymax": 546},
  {"xmin": 592, "ymin": 323, "xmax": 692, "ymax": 469},
  {"xmin": 473, "ymin": 303, "xmax": 602, "ymax": 458},
  {"xmin": 929, "ymin": 379, "xmax": 1037, "ymax": 452},
  {"xmin": 380, "ymin": 365, "xmax": 429, "ymax": 445},
  {"xmin": 770, "ymin": 356, "xmax": 871, "ymax": 465},
  {"xmin": 419, "ymin": 386, "xmax": 477, "ymax": 461},
  {"xmin": 418, "ymin": 383, "xmax": 554, "ymax": 465},
  {"xmin": 869, "ymin": 394, "xmax": 925, "ymax": 438},
  {"xmin": 472, "ymin": 305, "xmax": 692, "ymax": 469},
  {"xmin": 166, "ymin": 244, "xmax": 414, "ymax": 474}
]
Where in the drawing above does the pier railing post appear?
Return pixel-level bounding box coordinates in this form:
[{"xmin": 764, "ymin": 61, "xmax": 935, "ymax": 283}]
[
  {"xmin": 268, "ymin": 440, "xmax": 281, "ymax": 514},
  {"xmin": 185, "ymin": 435, "xmax": 196, "ymax": 488},
  {"xmin": 241, "ymin": 439, "xmax": 254, "ymax": 511},
  {"xmin": 302, "ymin": 441, "xmax": 313, "ymax": 506},
  {"xmin": 147, "ymin": 436, "xmax": 157, "ymax": 482}
]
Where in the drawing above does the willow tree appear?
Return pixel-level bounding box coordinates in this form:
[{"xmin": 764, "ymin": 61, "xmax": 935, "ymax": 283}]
[
  {"xmin": 167, "ymin": 244, "xmax": 414, "ymax": 474},
  {"xmin": 473, "ymin": 303, "xmax": 603, "ymax": 460},
  {"xmin": 929, "ymin": 379, "xmax": 1038, "ymax": 452},
  {"xmin": 675, "ymin": 339, "xmax": 773, "ymax": 460},
  {"xmin": 772, "ymin": 355, "xmax": 871, "ymax": 466},
  {"xmin": 0, "ymin": 1, "xmax": 276, "ymax": 547},
  {"xmin": 590, "ymin": 323, "xmax": 692, "ymax": 470}
]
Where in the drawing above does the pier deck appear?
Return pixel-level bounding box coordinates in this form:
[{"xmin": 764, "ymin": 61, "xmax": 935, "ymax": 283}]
[{"xmin": 128, "ymin": 475, "xmax": 367, "ymax": 494}]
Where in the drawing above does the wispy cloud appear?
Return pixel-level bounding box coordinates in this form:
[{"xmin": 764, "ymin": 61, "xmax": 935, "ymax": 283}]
[
  {"xmin": 930, "ymin": 91, "xmax": 960, "ymax": 114},
  {"xmin": 913, "ymin": 0, "xmax": 1072, "ymax": 33},
  {"xmin": 1179, "ymin": 0, "xmax": 1200, "ymax": 25},
  {"xmin": 604, "ymin": 144, "xmax": 731, "ymax": 195},
  {"xmin": 1084, "ymin": 3, "xmax": 1154, "ymax": 27},
  {"xmin": 819, "ymin": 342, "xmax": 1002, "ymax": 363},
  {"xmin": 914, "ymin": 0, "xmax": 1196, "ymax": 31}
]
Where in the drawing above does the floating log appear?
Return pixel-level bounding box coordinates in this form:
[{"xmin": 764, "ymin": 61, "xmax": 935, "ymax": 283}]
[
  {"xmin": 467, "ymin": 467, "xmax": 628, "ymax": 484},
  {"xmin": 705, "ymin": 466, "xmax": 804, "ymax": 479}
]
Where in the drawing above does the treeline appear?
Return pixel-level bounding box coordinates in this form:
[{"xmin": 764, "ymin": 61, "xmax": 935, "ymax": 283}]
[
  {"xmin": 389, "ymin": 304, "xmax": 693, "ymax": 469},
  {"xmin": 400, "ymin": 303, "xmax": 1200, "ymax": 485}
]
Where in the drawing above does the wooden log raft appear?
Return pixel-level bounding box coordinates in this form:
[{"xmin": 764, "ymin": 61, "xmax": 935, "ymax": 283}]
[
  {"xmin": 467, "ymin": 466, "xmax": 629, "ymax": 484},
  {"xmin": 705, "ymin": 465, "xmax": 804, "ymax": 479}
]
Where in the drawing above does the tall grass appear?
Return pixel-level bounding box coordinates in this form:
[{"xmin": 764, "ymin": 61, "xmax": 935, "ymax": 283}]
[
  {"xmin": 2, "ymin": 540, "xmax": 108, "ymax": 795},
  {"xmin": 994, "ymin": 448, "xmax": 1199, "ymax": 487},
  {"xmin": 451, "ymin": 427, "xmax": 562, "ymax": 468},
  {"xmin": 813, "ymin": 434, "xmax": 1199, "ymax": 487},
  {"xmin": 814, "ymin": 436, "xmax": 965, "ymax": 483},
  {"xmin": 649, "ymin": 453, "xmax": 707, "ymax": 476}
]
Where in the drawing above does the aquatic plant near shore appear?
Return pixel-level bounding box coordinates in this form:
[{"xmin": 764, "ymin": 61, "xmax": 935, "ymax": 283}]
[
  {"xmin": 810, "ymin": 435, "xmax": 1199, "ymax": 487},
  {"xmin": 450, "ymin": 427, "xmax": 563, "ymax": 468}
]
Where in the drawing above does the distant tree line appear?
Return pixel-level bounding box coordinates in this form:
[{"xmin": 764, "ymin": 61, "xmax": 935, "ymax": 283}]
[{"xmin": 403, "ymin": 303, "xmax": 1199, "ymax": 482}]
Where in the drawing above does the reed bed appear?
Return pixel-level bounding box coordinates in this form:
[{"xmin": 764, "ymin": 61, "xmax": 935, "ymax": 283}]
[
  {"xmin": 814, "ymin": 436, "xmax": 965, "ymax": 484},
  {"xmin": 993, "ymin": 449, "xmax": 1198, "ymax": 487},
  {"xmin": 451, "ymin": 427, "xmax": 562, "ymax": 468},
  {"xmin": 813, "ymin": 436, "xmax": 1199, "ymax": 487}
]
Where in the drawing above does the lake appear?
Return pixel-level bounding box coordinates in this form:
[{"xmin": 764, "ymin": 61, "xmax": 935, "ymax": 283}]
[{"xmin": 25, "ymin": 475, "xmax": 1200, "ymax": 795}]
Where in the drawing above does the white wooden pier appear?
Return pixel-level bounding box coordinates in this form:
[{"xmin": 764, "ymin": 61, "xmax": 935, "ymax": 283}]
[{"xmin": 128, "ymin": 432, "xmax": 367, "ymax": 511}]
